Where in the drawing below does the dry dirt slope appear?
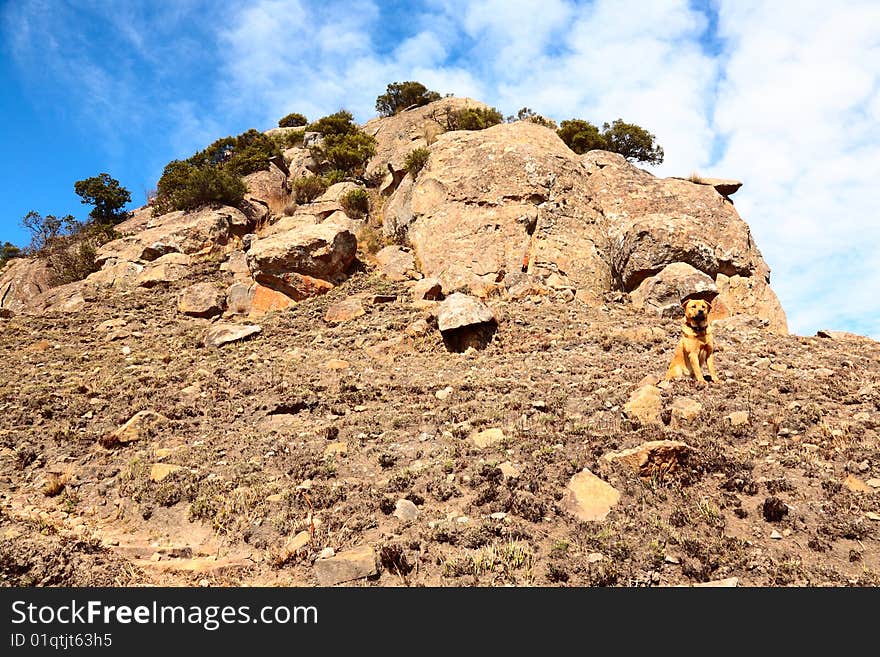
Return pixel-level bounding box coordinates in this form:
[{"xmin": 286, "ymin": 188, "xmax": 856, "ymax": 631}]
[{"xmin": 0, "ymin": 263, "xmax": 878, "ymax": 587}]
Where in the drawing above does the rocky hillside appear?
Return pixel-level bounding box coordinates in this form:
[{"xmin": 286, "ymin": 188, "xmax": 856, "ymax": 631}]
[{"xmin": 0, "ymin": 98, "xmax": 877, "ymax": 587}]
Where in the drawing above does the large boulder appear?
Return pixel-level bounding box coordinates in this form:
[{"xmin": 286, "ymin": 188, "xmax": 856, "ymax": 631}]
[
  {"xmin": 245, "ymin": 223, "xmax": 356, "ymax": 298},
  {"xmin": 712, "ymin": 273, "xmax": 788, "ymax": 334},
  {"xmin": 385, "ymin": 121, "xmax": 608, "ymax": 296},
  {"xmin": 363, "ymin": 97, "xmax": 491, "ymax": 183},
  {"xmin": 0, "ymin": 258, "xmax": 54, "ymax": 314},
  {"xmin": 242, "ymin": 163, "xmax": 290, "ymax": 216},
  {"xmin": 96, "ymin": 206, "xmax": 249, "ymax": 267},
  {"xmin": 580, "ymin": 151, "xmax": 771, "ymax": 289},
  {"xmin": 384, "ymin": 122, "xmax": 786, "ymax": 331},
  {"xmin": 630, "ymin": 262, "xmax": 717, "ymax": 317}
]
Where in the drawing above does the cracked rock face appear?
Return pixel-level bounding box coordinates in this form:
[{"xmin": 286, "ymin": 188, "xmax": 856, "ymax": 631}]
[
  {"xmin": 385, "ymin": 120, "xmax": 786, "ymax": 331},
  {"xmin": 385, "ymin": 121, "xmax": 610, "ymax": 297}
]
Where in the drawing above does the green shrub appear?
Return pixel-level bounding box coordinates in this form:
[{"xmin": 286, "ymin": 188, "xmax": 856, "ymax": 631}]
[
  {"xmin": 376, "ymin": 81, "xmax": 441, "ymax": 117},
  {"xmin": 557, "ymin": 118, "xmax": 664, "ymax": 164},
  {"xmin": 73, "ymin": 173, "xmax": 131, "ymax": 226},
  {"xmin": 404, "ymin": 147, "xmax": 430, "ymax": 177},
  {"xmin": 447, "ymin": 107, "xmax": 504, "ymax": 131},
  {"xmin": 557, "ymin": 119, "xmax": 607, "ymax": 154},
  {"xmin": 340, "ymin": 188, "xmax": 369, "ymax": 219},
  {"xmin": 154, "ymin": 161, "xmax": 247, "ymax": 214},
  {"xmin": 278, "ymin": 112, "xmax": 308, "ymax": 128},
  {"xmin": 292, "ymin": 175, "xmax": 329, "ymax": 204},
  {"xmin": 0, "ymin": 242, "xmax": 21, "ymax": 268},
  {"xmin": 270, "ymin": 128, "xmax": 305, "ymax": 150},
  {"xmin": 601, "ymin": 119, "xmax": 664, "ymax": 165},
  {"xmin": 323, "ymin": 132, "xmax": 376, "ymax": 174},
  {"xmin": 306, "ymin": 110, "xmax": 377, "ymax": 176},
  {"xmin": 307, "ymin": 110, "xmax": 359, "ymax": 138},
  {"xmin": 185, "ymin": 129, "xmax": 281, "ymax": 177},
  {"xmin": 323, "ymin": 169, "xmax": 346, "ymax": 185}
]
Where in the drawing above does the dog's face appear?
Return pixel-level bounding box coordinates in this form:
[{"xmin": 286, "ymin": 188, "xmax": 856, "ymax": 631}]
[{"xmin": 683, "ymin": 299, "xmax": 711, "ymax": 326}]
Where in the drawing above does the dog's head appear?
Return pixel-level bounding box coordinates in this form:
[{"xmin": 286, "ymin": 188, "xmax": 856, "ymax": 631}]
[{"xmin": 683, "ymin": 298, "xmax": 711, "ymax": 328}]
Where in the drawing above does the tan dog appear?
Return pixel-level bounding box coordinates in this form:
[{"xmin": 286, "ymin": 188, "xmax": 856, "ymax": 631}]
[{"xmin": 665, "ymin": 298, "xmax": 719, "ymax": 384}]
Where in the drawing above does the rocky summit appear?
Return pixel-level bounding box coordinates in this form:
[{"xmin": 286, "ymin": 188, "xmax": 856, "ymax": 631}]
[{"xmin": 0, "ymin": 97, "xmax": 877, "ymax": 588}]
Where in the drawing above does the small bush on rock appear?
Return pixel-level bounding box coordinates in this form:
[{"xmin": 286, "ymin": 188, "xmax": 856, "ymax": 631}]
[
  {"xmin": 292, "ymin": 175, "xmax": 329, "ymax": 204},
  {"xmin": 306, "ymin": 110, "xmax": 377, "ymax": 177},
  {"xmin": 154, "ymin": 161, "xmax": 246, "ymax": 214},
  {"xmin": 340, "ymin": 188, "xmax": 369, "ymax": 219},
  {"xmin": 447, "ymin": 106, "xmax": 504, "ymax": 131},
  {"xmin": 376, "ymin": 81, "xmax": 441, "ymax": 117},
  {"xmin": 404, "ymin": 147, "xmax": 430, "ymax": 177},
  {"xmin": 278, "ymin": 112, "xmax": 308, "ymax": 128}
]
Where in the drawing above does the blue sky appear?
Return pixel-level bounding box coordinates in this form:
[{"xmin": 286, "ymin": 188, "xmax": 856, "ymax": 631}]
[{"xmin": 2, "ymin": 0, "xmax": 879, "ymax": 339}]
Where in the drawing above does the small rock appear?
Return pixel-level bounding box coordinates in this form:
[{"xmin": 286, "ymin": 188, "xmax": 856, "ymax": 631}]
[
  {"xmin": 323, "ymin": 442, "xmax": 347, "ymax": 458},
  {"xmin": 770, "ymin": 530, "xmax": 783, "ymax": 539},
  {"xmin": 489, "ymin": 512, "xmax": 507, "ymax": 520},
  {"xmin": 437, "ymin": 293, "xmax": 494, "ymax": 332},
  {"xmin": 692, "ymin": 577, "xmax": 739, "ymax": 587},
  {"xmin": 101, "ymin": 410, "xmax": 168, "ymax": 447},
  {"xmin": 843, "ymin": 474, "xmax": 871, "ymax": 493},
  {"xmin": 313, "ymin": 545, "xmax": 377, "ymax": 586},
  {"xmin": 203, "ymin": 323, "xmax": 261, "ymax": 347},
  {"xmin": 498, "ymin": 461, "xmax": 521, "ymax": 479},
  {"xmin": 866, "ymin": 512, "xmax": 880, "ymax": 522},
  {"xmin": 586, "ymin": 552, "xmax": 604, "ymax": 563},
  {"xmin": 623, "ymin": 385, "xmax": 662, "ymax": 426},
  {"xmin": 324, "ymin": 297, "xmax": 365, "ymax": 323},
  {"xmin": 149, "ymin": 463, "xmax": 183, "ymax": 482},
  {"xmin": 393, "ymin": 499, "xmax": 420, "ymax": 522},
  {"xmin": 435, "ymin": 386, "xmax": 453, "ymax": 400},
  {"xmin": 178, "ymin": 282, "xmax": 226, "ymax": 318},
  {"xmin": 727, "ymin": 411, "xmax": 749, "ymax": 426},
  {"xmin": 470, "ymin": 428, "xmax": 505, "ymax": 449},
  {"xmin": 121, "ymin": 346, "xmax": 131, "ymax": 356},
  {"xmin": 318, "ymin": 547, "xmax": 335, "ymax": 559},
  {"xmin": 664, "ymin": 555, "xmax": 681, "ymax": 564},
  {"xmin": 412, "ymin": 277, "xmax": 443, "ymax": 301},
  {"xmin": 814, "ymin": 367, "xmax": 835, "ymax": 377},
  {"xmin": 562, "ymin": 469, "xmax": 620, "ymax": 522},
  {"xmin": 286, "ymin": 531, "xmax": 311, "ymax": 552},
  {"xmin": 671, "ymin": 397, "xmax": 702, "ymax": 422},
  {"xmin": 325, "ymin": 359, "xmax": 349, "ymax": 370},
  {"xmin": 405, "ymin": 318, "xmax": 431, "ymax": 337},
  {"xmin": 374, "ymin": 246, "xmax": 417, "ymax": 281},
  {"xmin": 866, "ymin": 479, "xmax": 880, "ymax": 489},
  {"xmin": 601, "ymin": 440, "xmax": 692, "ymax": 479},
  {"xmin": 769, "ymin": 363, "xmax": 788, "ymax": 372}
]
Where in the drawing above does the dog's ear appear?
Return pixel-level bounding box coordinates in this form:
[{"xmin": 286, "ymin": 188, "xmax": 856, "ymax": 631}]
[{"xmin": 705, "ymin": 300, "xmax": 712, "ymax": 311}]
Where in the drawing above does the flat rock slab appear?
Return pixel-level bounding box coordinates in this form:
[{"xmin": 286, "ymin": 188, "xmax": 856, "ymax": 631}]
[
  {"xmin": 150, "ymin": 464, "xmax": 184, "ymax": 482},
  {"xmin": 101, "ymin": 410, "xmax": 168, "ymax": 447},
  {"xmin": 623, "ymin": 385, "xmax": 663, "ymax": 425},
  {"xmin": 602, "ymin": 440, "xmax": 693, "ymax": 479},
  {"xmin": 374, "ymin": 245, "xmax": 417, "ymax": 281},
  {"xmin": 313, "ymin": 545, "xmax": 377, "ymax": 586},
  {"xmin": 562, "ymin": 469, "xmax": 620, "ymax": 522},
  {"xmin": 324, "ymin": 297, "xmax": 366, "ymax": 323},
  {"xmin": 437, "ymin": 292, "xmax": 494, "ymax": 332},
  {"xmin": 203, "ymin": 323, "xmax": 262, "ymax": 347},
  {"xmin": 178, "ymin": 282, "xmax": 226, "ymax": 318},
  {"xmin": 471, "ymin": 428, "xmax": 505, "ymax": 449}
]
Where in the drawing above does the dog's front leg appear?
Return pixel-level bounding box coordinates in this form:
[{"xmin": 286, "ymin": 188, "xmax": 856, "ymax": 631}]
[
  {"xmin": 707, "ymin": 352, "xmax": 719, "ymax": 383},
  {"xmin": 688, "ymin": 351, "xmax": 706, "ymax": 384}
]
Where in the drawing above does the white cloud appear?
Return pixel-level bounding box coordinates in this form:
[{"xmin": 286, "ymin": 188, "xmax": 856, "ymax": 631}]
[{"xmin": 712, "ymin": 0, "xmax": 880, "ymax": 337}]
